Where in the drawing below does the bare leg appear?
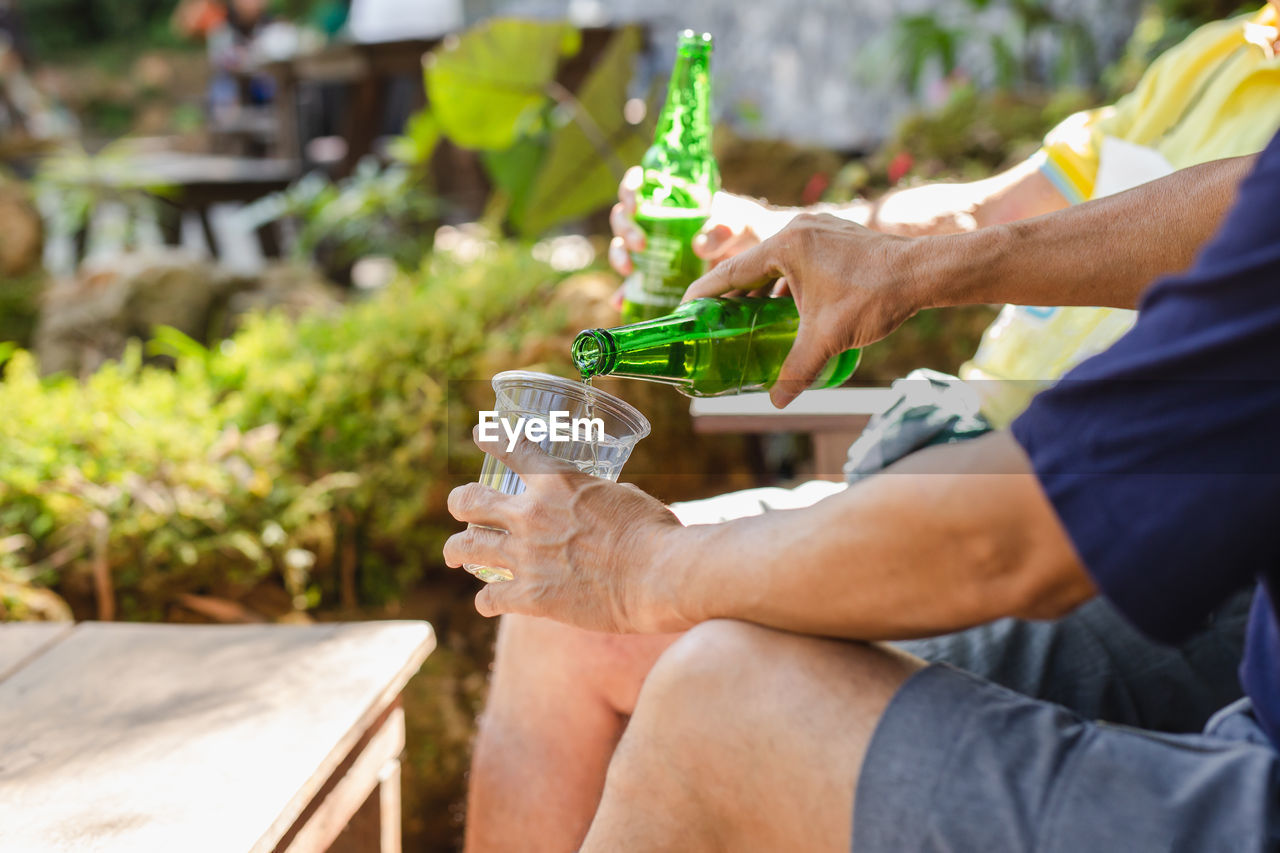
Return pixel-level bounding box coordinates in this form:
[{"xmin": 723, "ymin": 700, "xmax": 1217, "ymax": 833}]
[
  {"xmin": 464, "ymin": 615, "xmax": 681, "ymax": 852},
  {"xmin": 581, "ymin": 620, "xmax": 922, "ymax": 852}
]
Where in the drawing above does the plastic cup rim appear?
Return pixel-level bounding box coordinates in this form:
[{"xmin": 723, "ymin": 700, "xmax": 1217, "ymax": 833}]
[{"xmin": 490, "ymin": 370, "xmax": 652, "ymax": 441}]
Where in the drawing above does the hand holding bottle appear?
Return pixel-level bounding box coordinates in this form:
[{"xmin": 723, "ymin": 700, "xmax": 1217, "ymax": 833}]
[
  {"xmin": 684, "ymin": 213, "xmax": 923, "ymax": 409},
  {"xmin": 609, "ymin": 166, "xmax": 793, "ymax": 280}
]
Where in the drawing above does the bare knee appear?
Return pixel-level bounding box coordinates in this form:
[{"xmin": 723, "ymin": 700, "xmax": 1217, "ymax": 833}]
[
  {"xmin": 644, "ymin": 618, "xmax": 777, "ymax": 699},
  {"xmin": 491, "ymin": 615, "xmax": 681, "ymax": 715},
  {"xmin": 620, "ymin": 620, "xmax": 921, "ymax": 768}
]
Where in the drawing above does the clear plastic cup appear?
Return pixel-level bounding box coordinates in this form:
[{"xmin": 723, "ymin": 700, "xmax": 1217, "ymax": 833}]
[{"xmin": 465, "ymin": 370, "xmax": 651, "ymax": 583}]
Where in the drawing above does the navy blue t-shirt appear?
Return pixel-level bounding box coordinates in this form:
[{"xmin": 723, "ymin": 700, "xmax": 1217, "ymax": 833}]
[{"xmin": 1011, "ymin": 134, "xmax": 1280, "ymax": 746}]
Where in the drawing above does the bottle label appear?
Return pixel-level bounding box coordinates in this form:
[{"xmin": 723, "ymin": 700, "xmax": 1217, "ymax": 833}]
[{"xmin": 629, "ymin": 205, "xmax": 709, "ymax": 308}]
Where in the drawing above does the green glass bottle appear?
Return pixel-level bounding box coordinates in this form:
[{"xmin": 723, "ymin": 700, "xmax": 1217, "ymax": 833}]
[
  {"xmin": 621, "ymin": 30, "xmax": 720, "ymax": 324},
  {"xmin": 573, "ymin": 297, "xmax": 861, "ymax": 398}
]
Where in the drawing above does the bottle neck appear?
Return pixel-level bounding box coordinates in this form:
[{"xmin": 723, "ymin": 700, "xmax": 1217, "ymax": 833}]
[
  {"xmin": 573, "ymin": 310, "xmax": 702, "ymax": 380},
  {"xmin": 653, "ymin": 48, "xmax": 713, "ymax": 158},
  {"xmin": 572, "ymin": 329, "xmax": 619, "ymax": 378}
]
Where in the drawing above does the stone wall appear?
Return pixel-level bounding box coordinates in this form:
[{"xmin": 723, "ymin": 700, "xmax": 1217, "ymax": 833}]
[{"xmin": 468, "ymin": 0, "xmax": 1144, "ymax": 150}]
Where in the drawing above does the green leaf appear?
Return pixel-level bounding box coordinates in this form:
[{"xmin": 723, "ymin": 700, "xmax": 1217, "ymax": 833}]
[
  {"xmin": 515, "ymin": 25, "xmax": 648, "ymax": 237},
  {"xmin": 147, "ymin": 325, "xmax": 210, "ymax": 365},
  {"xmin": 388, "ymin": 109, "xmax": 442, "ymax": 166},
  {"xmin": 482, "ymin": 134, "xmax": 549, "ymax": 222},
  {"xmin": 426, "ymin": 19, "xmax": 582, "ymax": 151}
]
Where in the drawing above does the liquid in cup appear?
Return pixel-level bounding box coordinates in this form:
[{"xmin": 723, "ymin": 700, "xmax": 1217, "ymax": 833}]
[{"xmin": 465, "ymin": 371, "xmax": 651, "ymax": 583}]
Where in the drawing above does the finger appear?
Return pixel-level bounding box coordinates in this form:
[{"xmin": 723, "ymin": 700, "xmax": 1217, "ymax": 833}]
[
  {"xmin": 610, "ymin": 283, "xmax": 625, "ymax": 312},
  {"xmin": 619, "ymin": 165, "xmax": 643, "ymax": 214},
  {"xmin": 691, "ymin": 223, "xmax": 734, "ymax": 259},
  {"xmin": 769, "ymin": 317, "xmax": 834, "ymax": 410},
  {"xmin": 442, "ymin": 525, "xmax": 512, "ymax": 570},
  {"xmin": 682, "ymin": 239, "xmax": 785, "ymax": 302},
  {"xmin": 697, "ymin": 227, "xmax": 761, "ymax": 267},
  {"xmin": 447, "ymin": 482, "xmax": 514, "ymax": 527},
  {"xmin": 474, "ymin": 426, "xmax": 575, "ymax": 478},
  {"xmin": 771, "ymin": 277, "xmax": 791, "ymax": 297},
  {"xmin": 475, "ymin": 577, "xmax": 524, "ymax": 618},
  {"xmin": 609, "ymin": 236, "xmax": 634, "ymax": 276},
  {"xmin": 610, "ymin": 203, "xmax": 645, "ymax": 252}
]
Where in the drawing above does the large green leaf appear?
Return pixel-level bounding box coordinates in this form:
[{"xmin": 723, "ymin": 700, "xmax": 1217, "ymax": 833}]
[
  {"xmin": 515, "ymin": 25, "xmax": 648, "ymax": 237},
  {"xmin": 387, "ymin": 109, "xmax": 441, "ymax": 166},
  {"xmin": 425, "ymin": 19, "xmax": 582, "ymax": 151},
  {"xmin": 482, "ymin": 134, "xmax": 548, "ymax": 215}
]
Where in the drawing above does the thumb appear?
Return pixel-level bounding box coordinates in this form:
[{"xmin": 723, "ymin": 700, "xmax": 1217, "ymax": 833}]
[
  {"xmin": 769, "ymin": 316, "xmax": 832, "ymax": 409},
  {"xmin": 475, "ymin": 578, "xmax": 521, "ymax": 618}
]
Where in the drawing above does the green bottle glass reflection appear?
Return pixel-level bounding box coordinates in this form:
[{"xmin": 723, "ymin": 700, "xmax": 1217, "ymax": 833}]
[
  {"xmin": 621, "ymin": 30, "xmax": 720, "ymax": 324},
  {"xmin": 573, "ymin": 297, "xmax": 861, "ymax": 398}
]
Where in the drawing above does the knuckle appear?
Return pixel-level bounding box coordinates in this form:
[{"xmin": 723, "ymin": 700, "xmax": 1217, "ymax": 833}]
[{"xmin": 447, "ymin": 485, "xmax": 473, "ymax": 516}]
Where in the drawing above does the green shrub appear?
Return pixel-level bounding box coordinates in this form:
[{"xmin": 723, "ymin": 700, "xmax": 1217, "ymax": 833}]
[
  {"xmin": 0, "ymin": 238, "xmax": 575, "ymax": 620},
  {"xmin": 200, "ymin": 236, "xmax": 573, "ymax": 604}
]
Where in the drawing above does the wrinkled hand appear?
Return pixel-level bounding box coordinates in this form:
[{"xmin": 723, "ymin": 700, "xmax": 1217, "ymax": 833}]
[
  {"xmin": 609, "ymin": 166, "xmax": 792, "ymax": 284},
  {"xmin": 684, "ymin": 213, "xmax": 924, "ymax": 409},
  {"xmin": 444, "ymin": 429, "xmax": 689, "ymax": 633}
]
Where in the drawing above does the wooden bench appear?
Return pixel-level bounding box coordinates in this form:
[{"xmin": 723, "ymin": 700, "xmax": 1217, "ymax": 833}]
[
  {"xmin": 690, "ymin": 387, "xmax": 896, "ymax": 481},
  {"xmin": 0, "ymin": 620, "xmax": 434, "ymax": 852}
]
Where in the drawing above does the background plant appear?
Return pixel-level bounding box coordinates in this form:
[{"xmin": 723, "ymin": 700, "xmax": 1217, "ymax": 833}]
[
  {"xmin": 238, "ymin": 158, "xmax": 441, "ymax": 278},
  {"xmin": 395, "ymin": 19, "xmax": 651, "ymax": 237}
]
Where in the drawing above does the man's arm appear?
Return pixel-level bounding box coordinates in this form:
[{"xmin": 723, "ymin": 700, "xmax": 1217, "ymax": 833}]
[
  {"xmin": 917, "ymin": 154, "xmax": 1256, "ymax": 311},
  {"xmin": 684, "ymin": 154, "xmax": 1256, "ymax": 408},
  {"xmin": 666, "ymin": 432, "xmax": 1095, "ymax": 639},
  {"xmin": 444, "ymin": 431, "xmax": 1096, "ymax": 639},
  {"xmin": 609, "ymin": 157, "xmax": 1068, "ymax": 276},
  {"xmin": 840, "ymin": 157, "xmax": 1070, "ymax": 236}
]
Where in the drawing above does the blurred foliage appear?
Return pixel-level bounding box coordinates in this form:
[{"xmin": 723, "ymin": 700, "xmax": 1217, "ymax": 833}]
[
  {"xmin": 827, "ymin": 82, "xmax": 1096, "ymax": 199},
  {"xmin": 1104, "ymin": 1, "xmax": 1256, "ymax": 97},
  {"xmin": 21, "ymin": 0, "xmax": 184, "ymax": 59},
  {"xmin": 0, "ymin": 238, "xmax": 576, "ymax": 620},
  {"xmin": 240, "ymin": 158, "xmax": 440, "ymax": 278},
  {"xmin": 397, "ymin": 19, "xmax": 650, "ymax": 237},
  {"xmin": 0, "ymin": 273, "xmax": 44, "ymax": 350},
  {"xmin": 882, "ymin": 0, "xmax": 1251, "ymax": 98},
  {"xmin": 0, "ymin": 342, "xmax": 349, "ymax": 621},
  {"xmin": 881, "ymin": 0, "xmax": 1099, "ymax": 94}
]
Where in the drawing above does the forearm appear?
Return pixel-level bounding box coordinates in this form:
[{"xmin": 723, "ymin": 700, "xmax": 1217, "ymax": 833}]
[
  {"xmin": 827, "ymin": 158, "xmax": 1066, "ymax": 236},
  {"xmin": 715, "ymin": 158, "xmax": 1062, "ymax": 242},
  {"xmin": 922, "ymin": 154, "xmax": 1256, "ymax": 311},
  {"xmin": 657, "ymin": 432, "xmax": 1094, "ymax": 639}
]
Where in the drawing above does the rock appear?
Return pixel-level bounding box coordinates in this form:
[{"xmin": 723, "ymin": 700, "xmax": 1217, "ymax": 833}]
[
  {"xmin": 0, "ymin": 181, "xmax": 43, "ymax": 278},
  {"xmin": 222, "ymin": 261, "xmax": 345, "ymax": 329},
  {"xmin": 34, "ymin": 249, "xmax": 254, "ymax": 377}
]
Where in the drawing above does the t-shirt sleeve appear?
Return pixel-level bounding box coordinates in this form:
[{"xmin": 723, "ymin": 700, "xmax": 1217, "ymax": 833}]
[
  {"xmin": 1034, "ymin": 18, "xmax": 1197, "ymax": 203},
  {"xmin": 1012, "ymin": 136, "xmax": 1280, "ymax": 644},
  {"xmin": 1035, "ymin": 107, "xmax": 1119, "ymax": 204}
]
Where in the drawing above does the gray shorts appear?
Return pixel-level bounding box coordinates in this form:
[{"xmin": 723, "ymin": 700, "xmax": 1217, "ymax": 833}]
[{"xmin": 854, "ymin": 663, "xmax": 1280, "ymax": 852}]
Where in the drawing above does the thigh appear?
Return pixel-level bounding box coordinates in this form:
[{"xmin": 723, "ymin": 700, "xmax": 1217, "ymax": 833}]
[
  {"xmin": 585, "ymin": 623, "xmax": 923, "ymax": 853},
  {"xmin": 892, "ymin": 589, "xmax": 1251, "ymax": 732},
  {"xmin": 854, "ymin": 664, "xmax": 1280, "ymax": 853}
]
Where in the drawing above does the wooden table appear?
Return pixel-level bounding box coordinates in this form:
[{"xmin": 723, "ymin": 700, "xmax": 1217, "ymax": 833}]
[
  {"xmin": 690, "ymin": 388, "xmax": 897, "ymax": 481},
  {"xmin": 260, "ymin": 27, "xmax": 640, "ymax": 181},
  {"xmin": 70, "ymin": 152, "xmax": 300, "ymax": 263},
  {"xmin": 146, "ymin": 153, "xmax": 300, "ymax": 259},
  {"xmin": 0, "ymin": 620, "xmax": 434, "ymax": 853},
  {"xmin": 261, "ymin": 40, "xmax": 439, "ymax": 177}
]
